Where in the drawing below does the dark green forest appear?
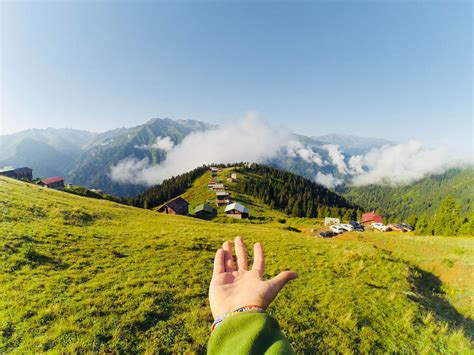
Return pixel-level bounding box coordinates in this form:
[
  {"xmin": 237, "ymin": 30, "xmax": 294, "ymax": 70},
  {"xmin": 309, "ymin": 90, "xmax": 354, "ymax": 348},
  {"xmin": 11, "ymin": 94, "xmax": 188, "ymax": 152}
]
[
  {"xmin": 341, "ymin": 169, "xmax": 473, "ymax": 236},
  {"xmin": 341, "ymin": 169, "xmax": 473, "ymax": 218},
  {"xmin": 127, "ymin": 165, "xmax": 209, "ymax": 208},
  {"xmin": 408, "ymin": 197, "xmax": 473, "ymax": 236},
  {"xmin": 236, "ymin": 164, "xmax": 361, "ymax": 219}
]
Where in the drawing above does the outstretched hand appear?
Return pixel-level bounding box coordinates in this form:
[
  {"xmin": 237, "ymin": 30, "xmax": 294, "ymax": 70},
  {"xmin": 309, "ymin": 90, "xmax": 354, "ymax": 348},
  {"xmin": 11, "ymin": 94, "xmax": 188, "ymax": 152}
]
[{"xmin": 209, "ymin": 237, "xmax": 298, "ymax": 318}]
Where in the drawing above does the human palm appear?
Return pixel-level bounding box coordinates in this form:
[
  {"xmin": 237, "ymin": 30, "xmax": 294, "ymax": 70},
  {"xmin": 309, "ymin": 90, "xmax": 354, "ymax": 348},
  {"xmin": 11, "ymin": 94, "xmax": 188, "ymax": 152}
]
[{"xmin": 209, "ymin": 237, "xmax": 297, "ymax": 318}]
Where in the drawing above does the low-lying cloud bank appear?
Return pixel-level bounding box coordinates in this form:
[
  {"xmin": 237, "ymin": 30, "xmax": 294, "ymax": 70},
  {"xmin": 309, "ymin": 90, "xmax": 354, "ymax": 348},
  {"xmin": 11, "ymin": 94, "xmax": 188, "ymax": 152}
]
[
  {"xmin": 348, "ymin": 140, "xmax": 471, "ymax": 186},
  {"xmin": 315, "ymin": 172, "xmax": 343, "ymax": 189},
  {"xmin": 110, "ymin": 113, "xmax": 472, "ymax": 188},
  {"xmin": 286, "ymin": 141, "xmax": 326, "ymax": 166},
  {"xmin": 110, "ymin": 112, "xmax": 290, "ymax": 186}
]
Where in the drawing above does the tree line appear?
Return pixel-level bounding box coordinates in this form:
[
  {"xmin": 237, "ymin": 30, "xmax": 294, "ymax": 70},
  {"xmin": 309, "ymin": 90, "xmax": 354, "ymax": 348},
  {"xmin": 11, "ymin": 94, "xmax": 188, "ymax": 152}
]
[
  {"xmin": 236, "ymin": 164, "xmax": 361, "ymax": 219},
  {"xmin": 127, "ymin": 163, "xmax": 248, "ymax": 209},
  {"xmin": 127, "ymin": 165, "xmax": 209, "ymax": 208},
  {"xmin": 403, "ymin": 197, "xmax": 473, "ymax": 236}
]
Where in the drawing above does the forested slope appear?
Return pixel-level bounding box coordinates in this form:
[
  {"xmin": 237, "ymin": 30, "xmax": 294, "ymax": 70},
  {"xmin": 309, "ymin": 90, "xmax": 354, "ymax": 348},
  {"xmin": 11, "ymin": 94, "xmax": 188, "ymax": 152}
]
[
  {"xmin": 341, "ymin": 169, "xmax": 473, "ymax": 218},
  {"xmin": 128, "ymin": 163, "xmax": 361, "ymax": 220},
  {"xmin": 234, "ymin": 164, "xmax": 360, "ymax": 219}
]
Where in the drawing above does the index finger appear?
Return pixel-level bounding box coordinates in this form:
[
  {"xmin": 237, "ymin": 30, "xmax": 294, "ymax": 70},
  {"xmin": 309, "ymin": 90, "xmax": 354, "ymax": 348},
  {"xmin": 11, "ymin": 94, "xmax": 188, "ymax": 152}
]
[{"xmin": 213, "ymin": 248, "xmax": 225, "ymax": 276}]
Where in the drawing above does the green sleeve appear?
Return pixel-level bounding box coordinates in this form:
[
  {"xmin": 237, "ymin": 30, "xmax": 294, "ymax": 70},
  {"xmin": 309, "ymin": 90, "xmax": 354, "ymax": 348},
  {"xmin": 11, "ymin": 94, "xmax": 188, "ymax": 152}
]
[{"xmin": 207, "ymin": 311, "xmax": 295, "ymax": 355}]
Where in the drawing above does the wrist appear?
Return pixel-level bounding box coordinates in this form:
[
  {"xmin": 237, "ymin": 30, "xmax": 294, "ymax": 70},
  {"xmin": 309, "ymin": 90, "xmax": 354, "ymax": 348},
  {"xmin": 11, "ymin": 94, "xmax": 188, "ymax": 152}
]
[{"xmin": 211, "ymin": 305, "xmax": 264, "ymax": 331}]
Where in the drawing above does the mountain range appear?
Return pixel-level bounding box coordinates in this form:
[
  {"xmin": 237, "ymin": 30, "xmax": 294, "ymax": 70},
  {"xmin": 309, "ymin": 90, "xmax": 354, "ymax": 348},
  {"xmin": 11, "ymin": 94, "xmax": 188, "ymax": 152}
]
[
  {"xmin": 0, "ymin": 119, "xmax": 215, "ymax": 196},
  {"xmin": 0, "ymin": 118, "xmax": 474, "ymax": 213},
  {"xmin": 0, "ymin": 118, "xmax": 396, "ymax": 197}
]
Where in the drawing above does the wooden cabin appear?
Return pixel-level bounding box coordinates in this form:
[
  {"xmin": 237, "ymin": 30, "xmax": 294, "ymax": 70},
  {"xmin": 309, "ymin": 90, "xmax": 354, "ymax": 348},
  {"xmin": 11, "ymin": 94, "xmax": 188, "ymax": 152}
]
[
  {"xmin": 362, "ymin": 212, "xmax": 383, "ymax": 225},
  {"xmin": 211, "ymin": 183, "xmax": 226, "ymax": 191},
  {"xmin": 157, "ymin": 197, "xmax": 189, "ymax": 215},
  {"xmin": 0, "ymin": 166, "xmax": 33, "ymax": 181},
  {"xmin": 216, "ymin": 191, "xmax": 231, "ymax": 206},
  {"xmin": 194, "ymin": 203, "xmax": 216, "ymax": 219},
  {"xmin": 38, "ymin": 176, "xmax": 65, "ymax": 190},
  {"xmin": 225, "ymin": 202, "xmax": 249, "ymax": 219},
  {"xmin": 207, "ymin": 180, "xmax": 217, "ymax": 189}
]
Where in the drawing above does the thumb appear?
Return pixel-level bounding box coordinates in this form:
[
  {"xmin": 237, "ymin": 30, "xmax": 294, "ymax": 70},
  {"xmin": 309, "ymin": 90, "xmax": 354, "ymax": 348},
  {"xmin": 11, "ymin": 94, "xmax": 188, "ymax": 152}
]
[{"xmin": 269, "ymin": 271, "xmax": 298, "ymax": 295}]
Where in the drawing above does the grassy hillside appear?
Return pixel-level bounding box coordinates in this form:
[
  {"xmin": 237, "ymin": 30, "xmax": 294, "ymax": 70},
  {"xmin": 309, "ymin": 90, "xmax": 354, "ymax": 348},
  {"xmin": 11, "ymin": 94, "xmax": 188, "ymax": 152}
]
[
  {"xmin": 138, "ymin": 163, "xmax": 359, "ymax": 220},
  {"xmin": 341, "ymin": 168, "xmax": 474, "ymax": 220},
  {"xmin": 0, "ymin": 177, "xmax": 473, "ymax": 353},
  {"xmin": 181, "ymin": 167, "xmax": 288, "ymax": 220}
]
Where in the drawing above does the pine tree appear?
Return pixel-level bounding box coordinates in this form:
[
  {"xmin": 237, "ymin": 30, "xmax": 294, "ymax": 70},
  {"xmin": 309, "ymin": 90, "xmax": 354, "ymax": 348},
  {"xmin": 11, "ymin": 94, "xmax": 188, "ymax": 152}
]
[
  {"xmin": 406, "ymin": 214, "xmax": 418, "ymax": 228},
  {"xmin": 431, "ymin": 197, "xmax": 462, "ymax": 236},
  {"xmin": 458, "ymin": 210, "xmax": 474, "ymax": 236},
  {"xmin": 306, "ymin": 200, "xmax": 314, "ymax": 218}
]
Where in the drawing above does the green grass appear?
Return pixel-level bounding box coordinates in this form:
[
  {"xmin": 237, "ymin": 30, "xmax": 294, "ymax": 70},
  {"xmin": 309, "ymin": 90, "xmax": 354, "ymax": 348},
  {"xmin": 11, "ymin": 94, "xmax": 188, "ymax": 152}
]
[{"xmin": 0, "ymin": 176, "xmax": 473, "ymax": 353}]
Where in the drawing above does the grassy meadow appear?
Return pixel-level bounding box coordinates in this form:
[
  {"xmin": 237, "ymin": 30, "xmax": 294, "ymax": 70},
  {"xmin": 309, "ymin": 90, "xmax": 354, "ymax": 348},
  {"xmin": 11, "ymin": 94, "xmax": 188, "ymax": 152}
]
[{"xmin": 0, "ymin": 176, "xmax": 473, "ymax": 353}]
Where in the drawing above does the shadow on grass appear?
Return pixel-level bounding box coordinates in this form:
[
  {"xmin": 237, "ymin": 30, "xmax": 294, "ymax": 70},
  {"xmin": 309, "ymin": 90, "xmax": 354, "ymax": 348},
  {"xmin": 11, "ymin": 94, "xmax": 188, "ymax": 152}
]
[
  {"xmin": 409, "ymin": 266, "xmax": 473, "ymax": 342},
  {"xmin": 24, "ymin": 246, "xmax": 69, "ymax": 270},
  {"xmin": 233, "ymin": 194, "xmax": 259, "ymax": 208}
]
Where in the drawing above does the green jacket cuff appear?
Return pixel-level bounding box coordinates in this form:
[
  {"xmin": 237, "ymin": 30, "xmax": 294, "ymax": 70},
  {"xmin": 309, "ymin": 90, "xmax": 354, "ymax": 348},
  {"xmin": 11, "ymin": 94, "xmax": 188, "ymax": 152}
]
[{"xmin": 207, "ymin": 311, "xmax": 294, "ymax": 355}]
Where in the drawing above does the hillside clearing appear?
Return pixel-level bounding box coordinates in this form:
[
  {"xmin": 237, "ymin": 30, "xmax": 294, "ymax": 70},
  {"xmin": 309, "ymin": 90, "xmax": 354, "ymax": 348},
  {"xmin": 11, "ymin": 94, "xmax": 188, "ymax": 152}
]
[{"xmin": 0, "ymin": 177, "xmax": 472, "ymax": 353}]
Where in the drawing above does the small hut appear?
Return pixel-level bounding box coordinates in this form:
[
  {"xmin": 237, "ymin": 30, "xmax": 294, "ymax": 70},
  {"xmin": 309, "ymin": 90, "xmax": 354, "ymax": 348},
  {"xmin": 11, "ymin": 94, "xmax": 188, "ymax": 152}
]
[
  {"xmin": 211, "ymin": 183, "xmax": 226, "ymax": 191},
  {"xmin": 38, "ymin": 176, "xmax": 65, "ymax": 190},
  {"xmin": 194, "ymin": 203, "xmax": 217, "ymax": 219},
  {"xmin": 207, "ymin": 180, "xmax": 217, "ymax": 189},
  {"xmin": 216, "ymin": 191, "xmax": 231, "ymax": 206},
  {"xmin": 0, "ymin": 166, "xmax": 33, "ymax": 181},
  {"xmin": 157, "ymin": 197, "xmax": 189, "ymax": 215},
  {"xmin": 362, "ymin": 212, "xmax": 383, "ymax": 225},
  {"xmin": 225, "ymin": 202, "xmax": 249, "ymax": 219}
]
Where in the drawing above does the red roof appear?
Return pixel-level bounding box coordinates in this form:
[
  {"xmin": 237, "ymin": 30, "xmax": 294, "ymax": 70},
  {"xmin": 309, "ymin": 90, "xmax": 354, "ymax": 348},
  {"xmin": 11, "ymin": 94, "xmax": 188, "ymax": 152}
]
[
  {"xmin": 41, "ymin": 176, "xmax": 64, "ymax": 185},
  {"xmin": 362, "ymin": 212, "xmax": 383, "ymax": 223}
]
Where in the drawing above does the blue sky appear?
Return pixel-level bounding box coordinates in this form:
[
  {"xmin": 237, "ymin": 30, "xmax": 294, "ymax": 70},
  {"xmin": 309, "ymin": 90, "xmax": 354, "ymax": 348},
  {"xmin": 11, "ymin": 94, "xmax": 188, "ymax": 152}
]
[{"xmin": 1, "ymin": 1, "xmax": 472, "ymax": 150}]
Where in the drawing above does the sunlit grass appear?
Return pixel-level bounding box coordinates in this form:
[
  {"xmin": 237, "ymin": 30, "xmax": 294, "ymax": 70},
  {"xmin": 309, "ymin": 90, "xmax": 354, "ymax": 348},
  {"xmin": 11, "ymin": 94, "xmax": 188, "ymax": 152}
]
[{"xmin": 0, "ymin": 177, "xmax": 472, "ymax": 353}]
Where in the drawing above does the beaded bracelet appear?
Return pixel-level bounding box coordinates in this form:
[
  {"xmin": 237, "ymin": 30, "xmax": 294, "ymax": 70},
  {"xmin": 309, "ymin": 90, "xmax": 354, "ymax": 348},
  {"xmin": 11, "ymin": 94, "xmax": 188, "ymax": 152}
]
[{"xmin": 211, "ymin": 305, "xmax": 264, "ymax": 331}]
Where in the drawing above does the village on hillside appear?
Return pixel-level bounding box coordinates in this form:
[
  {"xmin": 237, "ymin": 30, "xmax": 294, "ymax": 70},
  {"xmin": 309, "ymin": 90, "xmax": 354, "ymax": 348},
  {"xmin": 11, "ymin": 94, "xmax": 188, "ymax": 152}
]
[
  {"xmin": 1, "ymin": 164, "xmax": 414, "ymax": 237},
  {"xmin": 149, "ymin": 166, "xmax": 414, "ymax": 237},
  {"xmin": 156, "ymin": 167, "xmax": 250, "ymax": 220}
]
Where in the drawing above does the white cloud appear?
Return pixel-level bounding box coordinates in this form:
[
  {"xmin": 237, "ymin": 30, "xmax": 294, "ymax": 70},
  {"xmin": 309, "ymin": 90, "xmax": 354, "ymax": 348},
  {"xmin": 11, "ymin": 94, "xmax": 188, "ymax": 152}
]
[
  {"xmin": 347, "ymin": 154, "xmax": 365, "ymax": 174},
  {"xmin": 110, "ymin": 113, "xmax": 472, "ymax": 188},
  {"xmin": 151, "ymin": 136, "xmax": 174, "ymax": 151},
  {"xmin": 109, "ymin": 157, "xmax": 149, "ymax": 184},
  {"xmin": 323, "ymin": 144, "xmax": 348, "ymax": 174},
  {"xmin": 110, "ymin": 111, "xmax": 290, "ymax": 186},
  {"xmin": 315, "ymin": 172, "xmax": 343, "ymax": 188},
  {"xmin": 285, "ymin": 141, "xmax": 326, "ymax": 166},
  {"xmin": 350, "ymin": 140, "xmax": 472, "ymax": 186},
  {"xmin": 135, "ymin": 136, "xmax": 174, "ymax": 151}
]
